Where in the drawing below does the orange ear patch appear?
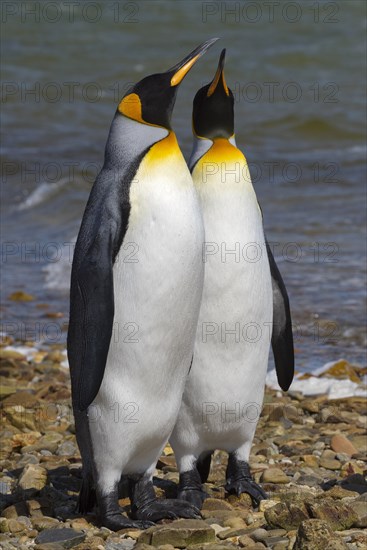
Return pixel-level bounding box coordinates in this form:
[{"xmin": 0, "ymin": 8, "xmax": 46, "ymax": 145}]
[{"xmin": 118, "ymin": 93, "xmax": 144, "ymax": 122}]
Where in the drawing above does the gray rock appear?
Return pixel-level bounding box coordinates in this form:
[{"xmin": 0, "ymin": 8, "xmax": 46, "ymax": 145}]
[
  {"xmin": 17, "ymin": 453, "xmax": 40, "ymax": 468},
  {"xmin": 35, "ymin": 528, "xmax": 86, "ymax": 548},
  {"xmin": 250, "ymin": 528, "xmax": 269, "ymax": 541},
  {"xmin": 0, "ymin": 481, "xmax": 12, "ymax": 495},
  {"xmin": 56, "ymin": 441, "xmax": 77, "ymax": 456},
  {"xmin": 105, "ymin": 541, "xmax": 136, "ymax": 550},
  {"xmin": 348, "ymin": 500, "xmax": 367, "ymax": 528}
]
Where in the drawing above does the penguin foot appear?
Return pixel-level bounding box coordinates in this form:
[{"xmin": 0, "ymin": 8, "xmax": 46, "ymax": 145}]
[
  {"xmin": 97, "ymin": 484, "xmax": 154, "ymax": 530},
  {"xmin": 129, "ymin": 475, "xmax": 201, "ymax": 522},
  {"xmin": 225, "ymin": 454, "xmax": 267, "ymax": 507},
  {"xmin": 132, "ymin": 498, "xmax": 201, "ymax": 522},
  {"xmin": 178, "ymin": 468, "xmax": 208, "ymax": 510},
  {"xmin": 102, "ymin": 513, "xmax": 154, "ymax": 531},
  {"xmin": 178, "ymin": 488, "xmax": 207, "ymax": 510},
  {"xmin": 225, "ymin": 478, "xmax": 267, "ymax": 507}
]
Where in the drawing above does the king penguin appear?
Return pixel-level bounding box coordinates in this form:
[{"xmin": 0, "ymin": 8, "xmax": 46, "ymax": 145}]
[
  {"xmin": 170, "ymin": 50, "xmax": 294, "ymax": 508},
  {"xmin": 67, "ymin": 38, "xmax": 219, "ymax": 530}
]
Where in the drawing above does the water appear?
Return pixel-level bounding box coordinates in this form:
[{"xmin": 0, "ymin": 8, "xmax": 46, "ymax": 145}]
[{"xmin": 1, "ymin": 0, "xmax": 366, "ymax": 370}]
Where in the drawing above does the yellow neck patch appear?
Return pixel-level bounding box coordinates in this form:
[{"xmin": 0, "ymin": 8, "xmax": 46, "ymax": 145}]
[
  {"xmin": 201, "ymin": 138, "xmax": 246, "ymax": 164},
  {"xmin": 118, "ymin": 93, "xmax": 144, "ymax": 123},
  {"xmin": 194, "ymin": 138, "xmax": 249, "ymax": 187},
  {"xmin": 145, "ymin": 131, "xmax": 180, "ymax": 166}
]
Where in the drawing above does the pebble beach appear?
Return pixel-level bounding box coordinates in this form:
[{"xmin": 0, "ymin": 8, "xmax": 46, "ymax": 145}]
[
  {"xmin": 1, "ymin": 337, "xmax": 366, "ymax": 550},
  {"xmin": 1, "ymin": 2, "xmax": 366, "ymax": 549}
]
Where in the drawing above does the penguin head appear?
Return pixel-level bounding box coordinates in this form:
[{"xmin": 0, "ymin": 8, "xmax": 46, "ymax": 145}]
[
  {"xmin": 192, "ymin": 49, "xmax": 234, "ymax": 139},
  {"xmin": 118, "ymin": 38, "xmax": 219, "ymax": 129}
]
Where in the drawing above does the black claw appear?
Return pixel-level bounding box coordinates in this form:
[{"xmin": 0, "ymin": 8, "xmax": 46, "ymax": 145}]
[
  {"xmin": 97, "ymin": 484, "xmax": 147, "ymax": 530},
  {"xmin": 174, "ymin": 499, "xmax": 202, "ymax": 519},
  {"xmin": 225, "ymin": 454, "xmax": 268, "ymax": 507},
  {"xmin": 178, "ymin": 488, "xmax": 207, "ymax": 510},
  {"xmin": 129, "ymin": 476, "xmax": 201, "ymax": 522},
  {"xmin": 225, "ymin": 479, "xmax": 268, "ymax": 507},
  {"xmin": 103, "ymin": 513, "xmax": 152, "ymax": 531},
  {"xmin": 133, "ymin": 498, "xmax": 201, "ymax": 522}
]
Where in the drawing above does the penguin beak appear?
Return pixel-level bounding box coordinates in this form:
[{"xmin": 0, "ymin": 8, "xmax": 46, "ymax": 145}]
[
  {"xmin": 169, "ymin": 38, "xmax": 219, "ymax": 87},
  {"xmin": 207, "ymin": 49, "xmax": 229, "ymax": 97}
]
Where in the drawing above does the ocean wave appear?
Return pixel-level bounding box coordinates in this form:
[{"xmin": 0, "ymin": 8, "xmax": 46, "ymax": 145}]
[
  {"xmin": 42, "ymin": 239, "xmax": 74, "ymax": 292},
  {"xmin": 262, "ymin": 115, "xmax": 363, "ymax": 143},
  {"xmin": 17, "ymin": 178, "xmax": 70, "ymax": 212}
]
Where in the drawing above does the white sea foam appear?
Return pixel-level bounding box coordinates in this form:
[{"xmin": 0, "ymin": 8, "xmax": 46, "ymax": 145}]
[
  {"xmin": 60, "ymin": 349, "xmax": 69, "ymax": 369},
  {"xmin": 266, "ymin": 367, "xmax": 366, "ymax": 399},
  {"xmin": 43, "ymin": 235, "xmax": 76, "ymax": 291},
  {"xmin": 3, "ymin": 345, "xmax": 39, "ymax": 361},
  {"xmin": 17, "ymin": 179, "xmax": 69, "ymax": 211}
]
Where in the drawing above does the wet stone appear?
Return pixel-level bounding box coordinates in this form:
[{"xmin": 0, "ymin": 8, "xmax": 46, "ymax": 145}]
[{"xmin": 35, "ymin": 528, "xmax": 86, "ymax": 548}]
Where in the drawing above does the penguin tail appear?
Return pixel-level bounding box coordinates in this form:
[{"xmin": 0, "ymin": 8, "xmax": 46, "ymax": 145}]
[
  {"xmin": 197, "ymin": 452, "xmax": 213, "ymax": 483},
  {"xmin": 77, "ymin": 474, "xmax": 96, "ymax": 514}
]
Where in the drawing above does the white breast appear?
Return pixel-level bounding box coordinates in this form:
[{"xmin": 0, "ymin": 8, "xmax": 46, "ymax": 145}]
[
  {"xmin": 90, "ymin": 137, "xmax": 205, "ymax": 476},
  {"xmin": 171, "ymin": 137, "xmax": 272, "ymax": 458}
]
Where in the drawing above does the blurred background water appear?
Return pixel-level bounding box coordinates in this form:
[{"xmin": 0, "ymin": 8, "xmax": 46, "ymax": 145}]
[{"xmin": 1, "ymin": 0, "xmax": 366, "ymax": 370}]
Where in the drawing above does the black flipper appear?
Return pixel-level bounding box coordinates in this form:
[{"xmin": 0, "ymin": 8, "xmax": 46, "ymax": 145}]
[
  {"xmin": 266, "ymin": 240, "xmax": 294, "ymax": 391},
  {"xmin": 77, "ymin": 470, "xmax": 96, "ymax": 514},
  {"xmin": 68, "ymin": 197, "xmax": 128, "ymax": 412},
  {"xmin": 67, "ymin": 142, "xmax": 150, "ymax": 412},
  {"xmin": 74, "ymin": 408, "xmax": 97, "ymax": 514}
]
